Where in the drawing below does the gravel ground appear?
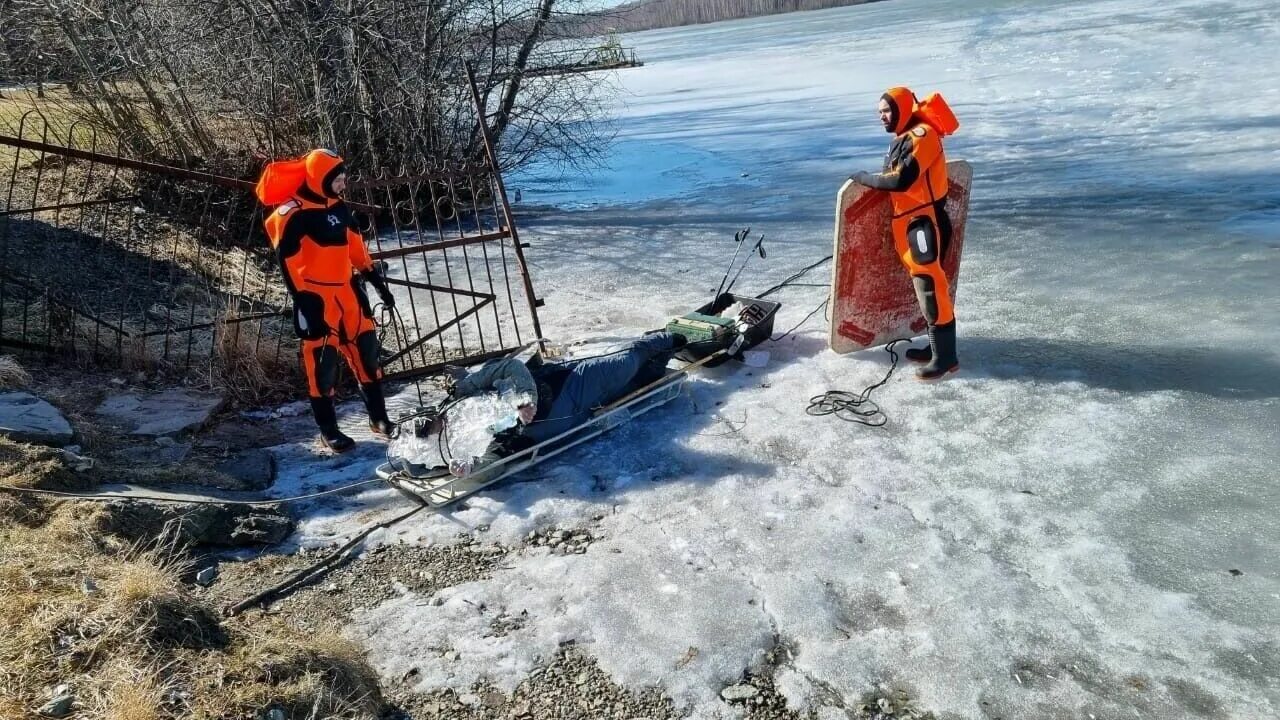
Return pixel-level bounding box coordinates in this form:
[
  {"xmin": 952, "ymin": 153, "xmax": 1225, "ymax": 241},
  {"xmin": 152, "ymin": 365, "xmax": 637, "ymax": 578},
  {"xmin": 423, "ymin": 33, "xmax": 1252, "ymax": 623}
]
[
  {"xmin": 387, "ymin": 645, "xmax": 679, "ymax": 720},
  {"xmin": 194, "ymin": 525, "xmax": 939, "ymax": 720},
  {"xmin": 194, "ymin": 538, "xmax": 511, "ymax": 630}
]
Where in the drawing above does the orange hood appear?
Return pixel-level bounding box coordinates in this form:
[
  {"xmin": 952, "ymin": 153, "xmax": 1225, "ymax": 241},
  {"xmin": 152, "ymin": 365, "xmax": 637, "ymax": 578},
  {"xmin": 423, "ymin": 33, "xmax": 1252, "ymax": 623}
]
[
  {"xmin": 255, "ymin": 149, "xmax": 347, "ymax": 206},
  {"xmin": 881, "ymin": 86, "xmax": 916, "ymax": 135}
]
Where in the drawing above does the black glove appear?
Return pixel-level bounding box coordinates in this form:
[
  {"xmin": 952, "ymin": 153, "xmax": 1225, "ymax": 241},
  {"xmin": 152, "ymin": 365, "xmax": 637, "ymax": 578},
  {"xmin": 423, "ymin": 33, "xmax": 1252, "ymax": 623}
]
[
  {"xmin": 361, "ymin": 269, "xmax": 396, "ymax": 308},
  {"xmin": 850, "ymin": 171, "xmax": 873, "ymax": 186}
]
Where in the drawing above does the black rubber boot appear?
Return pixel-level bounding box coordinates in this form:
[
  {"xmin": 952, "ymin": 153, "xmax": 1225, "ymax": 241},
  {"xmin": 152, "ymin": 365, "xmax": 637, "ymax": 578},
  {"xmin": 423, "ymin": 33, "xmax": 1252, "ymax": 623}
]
[
  {"xmin": 904, "ymin": 344, "xmax": 932, "ymax": 363},
  {"xmin": 916, "ymin": 321, "xmax": 959, "ymax": 380},
  {"xmin": 310, "ymin": 397, "xmax": 355, "ymax": 452},
  {"xmin": 361, "ymin": 382, "xmax": 396, "ymax": 438}
]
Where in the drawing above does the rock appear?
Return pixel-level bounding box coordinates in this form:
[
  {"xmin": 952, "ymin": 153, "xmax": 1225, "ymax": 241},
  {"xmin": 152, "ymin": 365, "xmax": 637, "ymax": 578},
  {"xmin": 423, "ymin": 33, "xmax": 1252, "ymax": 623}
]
[
  {"xmin": 572, "ymin": 533, "xmax": 589, "ymax": 542},
  {"xmin": 228, "ymin": 513, "xmax": 293, "ymax": 545},
  {"xmin": 720, "ymin": 684, "xmax": 758, "ymax": 702},
  {"xmin": 100, "ymin": 500, "xmax": 293, "ymax": 547},
  {"xmin": 80, "ymin": 577, "xmax": 98, "ymax": 595},
  {"xmin": 325, "ymin": 583, "xmax": 340, "ymax": 594},
  {"xmin": 878, "ymin": 697, "xmax": 895, "ymax": 715},
  {"xmin": 458, "ymin": 693, "xmax": 480, "ymax": 706},
  {"xmin": 0, "ymin": 391, "xmax": 73, "ymax": 446},
  {"xmin": 196, "ymin": 566, "xmax": 217, "ymax": 586},
  {"xmin": 163, "ymin": 688, "xmax": 190, "ymax": 705},
  {"xmin": 201, "ymin": 419, "xmax": 287, "ymax": 451},
  {"xmin": 113, "ymin": 442, "xmax": 191, "ymax": 466},
  {"xmin": 96, "ymin": 389, "xmax": 224, "ymax": 436},
  {"xmin": 264, "ymin": 708, "xmax": 286, "ymax": 720},
  {"xmin": 59, "ymin": 447, "xmax": 94, "ymax": 472},
  {"xmin": 37, "ymin": 692, "xmax": 74, "ymax": 717},
  {"xmin": 213, "ymin": 449, "xmax": 276, "ymax": 491}
]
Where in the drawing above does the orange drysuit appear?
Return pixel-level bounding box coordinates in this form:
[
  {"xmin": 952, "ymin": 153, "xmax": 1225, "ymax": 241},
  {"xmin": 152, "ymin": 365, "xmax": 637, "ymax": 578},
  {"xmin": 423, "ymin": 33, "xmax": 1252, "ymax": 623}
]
[
  {"xmin": 854, "ymin": 86, "xmax": 956, "ymax": 326},
  {"xmin": 256, "ymin": 149, "xmax": 383, "ymax": 399}
]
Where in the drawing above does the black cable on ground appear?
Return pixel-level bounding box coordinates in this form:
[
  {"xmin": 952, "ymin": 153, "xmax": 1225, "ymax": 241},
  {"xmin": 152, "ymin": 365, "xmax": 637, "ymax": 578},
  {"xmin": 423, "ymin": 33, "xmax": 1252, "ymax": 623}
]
[
  {"xmin": 771, "ymin": 299, "xmax": 829, "ymax": 342},
  {"xmin": 0, "ymin": 478, "xmax": 383, "ymax": 506},
  {"xmin": 224, "ymin": 502, "xmax": 429, "ymax": 616},
  {"xmin": 757, "ymin": 255, "xmax": 832, "ymax": 299},
  {"xmin": 805, "ymin": 340, "xmax": 908, "ymax": 428}
]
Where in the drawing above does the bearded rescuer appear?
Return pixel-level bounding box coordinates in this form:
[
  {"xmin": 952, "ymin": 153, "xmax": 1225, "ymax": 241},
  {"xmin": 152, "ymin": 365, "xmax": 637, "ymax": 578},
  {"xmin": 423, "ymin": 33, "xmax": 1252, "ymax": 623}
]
[
  {"xmin": 850, "ymin": 86, "xmax": 961, "ymax": 380},
  {"xmin": 255, "ymin": 149, "xmax": 397, "ymax": 451}
]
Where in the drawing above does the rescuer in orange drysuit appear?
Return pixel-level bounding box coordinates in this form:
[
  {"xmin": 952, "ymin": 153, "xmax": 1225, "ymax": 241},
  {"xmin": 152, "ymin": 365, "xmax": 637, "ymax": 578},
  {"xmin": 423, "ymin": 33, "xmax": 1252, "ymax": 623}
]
[
  {"xmin": 255, "ymin": 149, "xmax": 397, "ymax": 451},
  {"xmin": 851, "ymin": 86, "xmax": 960, "ymax": 380}
]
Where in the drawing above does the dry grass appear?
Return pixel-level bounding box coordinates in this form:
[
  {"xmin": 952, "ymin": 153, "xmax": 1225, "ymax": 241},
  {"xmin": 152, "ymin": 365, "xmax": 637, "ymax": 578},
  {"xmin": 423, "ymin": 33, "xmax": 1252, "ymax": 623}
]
[
  {"xmin": 0, "ymin": 440, "xmax": 387, "ymax": 719},
  {"xmin": 0, "ymin": 436, "xmax": 94, "ymax": 491},
  {"xmin": 101, "ymin": 668, "xmax": 168, "ymax": 720},
  {"xmin": 0, "ymin": 355, "xmax": 32, "ymax": 389},
  {"xmin": 211, "ymin": 310, "xmax": 299, "ymax": 407},
  {"xmin": 188, "ymin": 623, "xmax": 385, "ymax": 719}
]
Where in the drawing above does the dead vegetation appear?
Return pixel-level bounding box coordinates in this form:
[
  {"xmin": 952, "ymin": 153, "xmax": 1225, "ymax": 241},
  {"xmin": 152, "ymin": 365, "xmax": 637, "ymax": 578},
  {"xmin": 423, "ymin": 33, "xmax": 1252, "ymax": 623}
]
[
  {"xmin": 0, "ymin": 440, "xmax": 388, "ymax": 719},
  {"xmin": 0, "ymin": 355, "xmax": 33, "ymax": 389},
  {"xmin": 210, "ymin": 310, "xmax": 299, "ymax": 408}
]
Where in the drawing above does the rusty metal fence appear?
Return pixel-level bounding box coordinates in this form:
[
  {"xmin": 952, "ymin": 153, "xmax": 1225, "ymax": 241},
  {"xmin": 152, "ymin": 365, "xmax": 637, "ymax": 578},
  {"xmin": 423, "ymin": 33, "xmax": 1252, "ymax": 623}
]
[{"xmin": 0, "ymin": 76, "xmax": 544, "ymax": 399}]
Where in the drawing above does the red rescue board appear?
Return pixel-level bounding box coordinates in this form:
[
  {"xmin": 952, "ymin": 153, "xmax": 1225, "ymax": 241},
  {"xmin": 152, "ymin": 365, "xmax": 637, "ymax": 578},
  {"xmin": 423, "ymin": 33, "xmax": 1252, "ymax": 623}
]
[{"xmin": 828, "ymin": 160, "xmax": 972, "ymax": 353}]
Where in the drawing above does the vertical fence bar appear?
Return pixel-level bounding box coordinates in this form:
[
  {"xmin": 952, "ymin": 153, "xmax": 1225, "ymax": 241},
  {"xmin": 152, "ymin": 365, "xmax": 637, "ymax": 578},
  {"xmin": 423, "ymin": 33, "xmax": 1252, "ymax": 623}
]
[
  {"xmin": 402, "ymin": 166, "xmax": 450, "ymax": 365},
  {"xmin": 486, "ymin": 169, "xmax": 524, "ymax": 346},
  {"xmin": 442, "ymin": 167, "xmax": 486, "ymax": 352},
  {"xmin": 465, "ymin": 63, "xmax": 544, "ymax": 348},
  {"xmin": 420, "ymin": 164, "xmax": 468, "ymax": 355},
  {"xmin": 18, "ymin": 116, "xmax": 51, "ymax": 352},
  {"xmin": 463, "ymin": 167, "xmax": 505, "ymax": 348}
]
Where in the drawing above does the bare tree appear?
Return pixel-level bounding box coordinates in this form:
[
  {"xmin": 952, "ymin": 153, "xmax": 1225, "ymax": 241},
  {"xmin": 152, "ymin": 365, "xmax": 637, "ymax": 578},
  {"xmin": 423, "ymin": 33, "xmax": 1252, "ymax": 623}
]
[{"xmin": 2, "ymin": 0, "xmax": 616, "ymax": 178}]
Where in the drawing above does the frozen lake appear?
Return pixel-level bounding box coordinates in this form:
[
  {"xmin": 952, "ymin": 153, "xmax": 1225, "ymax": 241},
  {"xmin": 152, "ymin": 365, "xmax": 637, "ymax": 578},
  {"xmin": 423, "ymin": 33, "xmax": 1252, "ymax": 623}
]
[{"xmin": 275, "ymin": 1, "xmax": 1280, "ymax": 718}]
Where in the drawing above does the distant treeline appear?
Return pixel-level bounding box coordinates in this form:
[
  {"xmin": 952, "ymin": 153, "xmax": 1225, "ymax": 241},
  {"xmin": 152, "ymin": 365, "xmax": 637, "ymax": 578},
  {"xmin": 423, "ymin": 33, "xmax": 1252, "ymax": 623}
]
[{"xmin": 567, "ymin": 0, "xmax": 888, "ymax": 35}]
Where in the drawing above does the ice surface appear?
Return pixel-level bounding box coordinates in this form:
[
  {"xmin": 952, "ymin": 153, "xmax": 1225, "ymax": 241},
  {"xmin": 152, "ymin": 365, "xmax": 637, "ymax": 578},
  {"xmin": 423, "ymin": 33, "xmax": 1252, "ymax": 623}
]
[{"xmin": 267, "ymin": 1, "xmax": 1279, "ymax": 718}]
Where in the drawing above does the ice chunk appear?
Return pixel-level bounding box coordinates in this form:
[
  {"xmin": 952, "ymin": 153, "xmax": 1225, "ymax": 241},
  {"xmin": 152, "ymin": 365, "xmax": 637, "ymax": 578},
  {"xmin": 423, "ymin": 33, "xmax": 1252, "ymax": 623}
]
[
  {"xmin": 438, "ymin": 392, "xmax": 533, "ymax": 463},
  {"xmin": 388, "ymin": 428, "xmax": 445, "ymax": 468}
]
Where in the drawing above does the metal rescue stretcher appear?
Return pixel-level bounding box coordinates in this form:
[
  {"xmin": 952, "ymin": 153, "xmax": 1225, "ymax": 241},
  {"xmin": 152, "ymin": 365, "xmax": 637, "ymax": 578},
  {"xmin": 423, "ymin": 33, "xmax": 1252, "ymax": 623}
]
[
  {"xmin": 376, "ymin": 360, "xmax": 699, "ymax": 508},
  {"xmin": 374, "ymin": 293, "xmax": 780, "ymax": 508}
]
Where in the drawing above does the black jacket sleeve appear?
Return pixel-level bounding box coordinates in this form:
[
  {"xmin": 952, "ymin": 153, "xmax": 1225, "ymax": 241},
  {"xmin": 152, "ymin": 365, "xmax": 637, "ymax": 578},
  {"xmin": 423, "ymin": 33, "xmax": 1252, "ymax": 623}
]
[{"xmin": 860, "ymin": 156, "xmax": 919, "ymax": 192}]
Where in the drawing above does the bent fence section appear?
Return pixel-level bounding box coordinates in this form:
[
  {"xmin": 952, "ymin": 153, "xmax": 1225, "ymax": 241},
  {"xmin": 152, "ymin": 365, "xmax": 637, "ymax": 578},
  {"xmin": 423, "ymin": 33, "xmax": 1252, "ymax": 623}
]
[{"xmin": 0, "ymin": 88, "xmax": 543, "ymax": 402}]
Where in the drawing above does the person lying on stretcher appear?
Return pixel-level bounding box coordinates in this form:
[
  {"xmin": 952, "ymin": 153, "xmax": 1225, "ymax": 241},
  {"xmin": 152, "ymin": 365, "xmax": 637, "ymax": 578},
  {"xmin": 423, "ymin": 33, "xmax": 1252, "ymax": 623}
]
[{"xmin": 425, "ymin": 331, "xmax": 690, "ymax": 482}]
